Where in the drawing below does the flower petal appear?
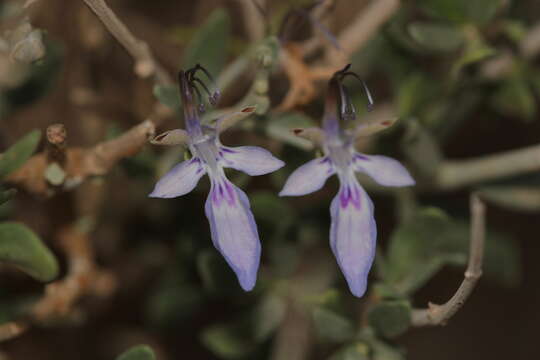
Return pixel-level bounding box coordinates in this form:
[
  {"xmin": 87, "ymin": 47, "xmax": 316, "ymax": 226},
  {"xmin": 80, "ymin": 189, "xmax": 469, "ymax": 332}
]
[
  {"xmin": 330, "ymin": 177, "xmax": 376, "ymax": 297},
  {"xmin": 204, "ymin": 176, "xmax": 261, "ymax": 291},
  {"xmin": 149, "ymin": 158, "xmax": 205, "ymax": 198},
  {"xmin": 353, "ymin": 153, "xmax": 415, "ymax": 187},
  {"xmin": 220, "ymin": 146, "xmax": 285, "ymax": 176},
  {"xmin": 279, "ymin": 157, "xmax": 335, "ymax": 196}
]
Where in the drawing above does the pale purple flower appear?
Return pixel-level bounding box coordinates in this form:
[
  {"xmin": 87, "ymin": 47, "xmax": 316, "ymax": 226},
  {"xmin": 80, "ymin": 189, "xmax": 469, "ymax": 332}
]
[
  {"xmin": 149, "ymin": 65, "xmax": 284, "ymax": 291},
  {"xmin": 279, "ymin": 65, "xmax": 415, "ymax": 297}
]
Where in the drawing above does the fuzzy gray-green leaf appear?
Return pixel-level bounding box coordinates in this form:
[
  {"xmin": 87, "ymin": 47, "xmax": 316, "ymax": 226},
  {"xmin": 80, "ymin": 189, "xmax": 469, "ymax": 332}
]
[
  {"xmin": 0, "ymin": 222, "xmax": 58, "ymax": 282},
  {"xmin": 408, "ymin": 22, "xmax": 464, "ymax": 52},
  {"xmin": 367, "ymin": 300, "xmax": 411, "ymax": 338},
  {"xmin": 183, "ymin": 8, "xmax": 231, "ymax": 77},
  {"xmin": 116, "ymin": 345, "xmax": 156, "ymax": 360},
  {"xmin": 0, "ymin": 129, "xmax": 40, "ymax": 179}
]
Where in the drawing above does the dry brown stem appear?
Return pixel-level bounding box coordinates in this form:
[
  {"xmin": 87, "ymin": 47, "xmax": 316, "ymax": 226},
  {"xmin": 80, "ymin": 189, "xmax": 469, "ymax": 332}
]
[
  {"xmin": 82, "ymin": 0, "xmax": 171, "ymax": 84},
  {"xmin": 0, "ymin": 224, "xmax": 115, "ymax": 342},
  {"xmin": 270, "ymin": 249, "xmax": 337, "ymax": 360},
  {"xmin": 32, "ymin": 225, "xmax": 116, "ymax": 321},
  {"xmin": 323, "ymin": 0, "xmax": 400, "ymax": 66},
  {"xmin": 278, "ymin": 43, "xmax": 338, "ymax": 110},
  {"xmin": 0, "ymin": 322, "xmax": 28, "ymax": 342},
  {"xmin": 411, "ymin": 194, "xmax": 486, "ymax": 326},
  {"xmin": 6, "ymin": 118, "xmax": 157, "ymax": 195},
  {"xmin": 45, "ymin": 123, "xmax": 67, "ymax": 166}
]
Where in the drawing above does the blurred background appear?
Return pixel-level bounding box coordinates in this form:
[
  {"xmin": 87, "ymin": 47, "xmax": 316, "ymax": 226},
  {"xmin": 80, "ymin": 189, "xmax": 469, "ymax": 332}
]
[{"xmin": 1, "ymin": 0, "xmax": 539, "ymax": 359}]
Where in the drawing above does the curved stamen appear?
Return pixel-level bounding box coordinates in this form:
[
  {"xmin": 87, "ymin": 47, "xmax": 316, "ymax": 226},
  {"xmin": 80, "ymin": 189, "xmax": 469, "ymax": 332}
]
[
  {"xmin": 192, "ymin": 76, "xmax": 219, "ymax": 106},
  {"xmin": 341, "ymin": 71, "xmax": 373, "ymax": 112},
  {"xmin": 335, "ymin": 65, "xmax": 374, "ymax": 112},
  {"xmin": 339, "ymin": 84, "xmax": 356, "ymax": 121},
  {"xmin": 192, "ymin": 64, "xmax": 221, "ymax": 103},
  {"xmin": 180, "ymin": 64, "xmax": 221, "ymax": 114}
]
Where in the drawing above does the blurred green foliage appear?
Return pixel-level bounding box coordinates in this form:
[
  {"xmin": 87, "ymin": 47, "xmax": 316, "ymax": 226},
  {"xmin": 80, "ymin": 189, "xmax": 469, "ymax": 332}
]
[
  {"xmin": 1, "ymin": 0, "xmax": 537, "ymax": 359},
  {"xmin": 116, "ymin": 345, "xmax": 156, "ymax": 360},
  {"xmin": 0, "ymin": 222, "xmax": 58, "ymax": 282},
  {"xmin": 0, "ymin": 129, "xmax": 40, "ymax": 178}
]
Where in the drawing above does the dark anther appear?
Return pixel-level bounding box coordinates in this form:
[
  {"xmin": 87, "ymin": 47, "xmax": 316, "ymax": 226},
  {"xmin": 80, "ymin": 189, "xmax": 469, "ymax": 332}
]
[
  {"xmin": 335, "ymin": 64, "xmax": 374, "ymax": 113},
  {"xmin": 180, "ymin": 64, "xmax": 221, "ymax": 112}
]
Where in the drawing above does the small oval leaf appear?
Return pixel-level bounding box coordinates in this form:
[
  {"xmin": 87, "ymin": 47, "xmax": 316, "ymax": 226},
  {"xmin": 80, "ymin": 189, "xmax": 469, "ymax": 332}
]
[
  {"xmin": 153, "ymin": 85, "xmax": 181, "ymax": 110},
  {"xmin": 116, "ymin": 345, "xmax": 156, "ymax": 360},
  {"xmin": 183, "ymin": 8, "xmax": 231, "ymax": 77},
  {"xmin": 408, "ymin": 22, "xmax": 464, "ymax": 52},
  {"xmin": 367, "ymin": 300, "xmax": 411, "ymax": 338},
  {"xmin": 0, "ymin": 222, "xmax": 59, "ymax": 282},
  {"xmin": 0, "ymin": 129, "xmax": 41, "ymax": 179}
]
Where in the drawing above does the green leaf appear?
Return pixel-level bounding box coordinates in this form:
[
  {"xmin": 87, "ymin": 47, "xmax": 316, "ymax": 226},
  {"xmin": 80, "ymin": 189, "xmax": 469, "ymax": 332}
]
[
  {"xmin": 116, "ymin": 345, "xmax": 156, "ymax": 360},
  {"xmin": 370, "ymin": 339, "xmax": 405, "ymax": 360},
  {"xmin": 401, "ymin": 120, "xmax": 442, "ymax": 180},
  {"xmin": 153, "ymin": 84, "xmax": 181, "ymax": 110},
  {"xmin": 452, "ymin": 43, "xmax": 496, "ymax": 77},
  {"xmin": 396, "ymin": 73, "xmax": 438, "ymax": 117},
  {"xmin": 145, "ymin": 282, "xmax": 203, "ymax": 328},
  {"xmin": 419, "ymin": 0, "xmax": 505, "ymax": 24},
  {"xmin": 0, "ymin": 222, "xmax": 58, "ymax": 282},
  {"xmin": 266, "ymin": 112, "xmax": 316, "ymax": 150},
  {"xmin": 383, "ymin": 207, "xmax": 521, "ymax": 294},
  {"xmin": 253, "ymin": 295, "xmax": 286, "ymax": 341},
  {"xmin": 328, "ymin": 343, "xmax": 370, "ymax": 360},
  {"xmin": 491, "ymin": 77, "xmax": 536, "ymax": 121},
  {"xmin": 312, "ymin": 307, "xmax": 355, "ymax": 342},
  {"xmin": 0, "ymin": 129, "xmax": 40, "ymax": 179},
  {"xmin": 250, "ymin": 191, "xmax": 295, "ymax": 229},
  {"xmin": 196, "ymin": 250, "xmax": 239, "ymax": 294},
  {"xmin": 408, "ymin": 22, "xmax": 464, "ymax": 52},
  {"xmin": 183, "ymin": 8, "xmax": 231, "ymax": 77},
  {"xmin": 0, "ymin": 188, "xmax": 17, "ymax": 205},
  {"xmin": 367, "ymin": 300, "xmax": 411, "ymax": 338},
  {"xmin": 201, "ymin": 323, "xmax": 254, "ymax": 359}
]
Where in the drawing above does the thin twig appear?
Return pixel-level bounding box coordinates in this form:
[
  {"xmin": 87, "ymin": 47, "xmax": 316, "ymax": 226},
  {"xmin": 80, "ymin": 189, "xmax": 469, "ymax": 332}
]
[
  {"xmin": 434, "ymin": 143, "xmax": 540, "ymax": 190},
  {"xmin": 270, "ymin": 248, "xmax": 337, "ymax": 360},
  {"xmin": 323, "ymin": 0, "xmax": 400, "ymax": 65},
  {"xmin": 5, "ymin": 108, "xmax": 167, "ymax": 195},
  {"xmin": 0, "ymin": 322, "xmax": 27, "ymax": 342},
  {"xmin": 32, "ymin": 225, "xmax": 116, "ymax": 321},
  {"xmin": 82, "ymin": 0, "xmax": 171, "ymax": 84},
  {"xmin": 271, "ymin": 301, "xmax": 312, "ymax": 360},
  {"xmin": 411, "ymin": 194, "xmax": 486, "ymax": 326}
]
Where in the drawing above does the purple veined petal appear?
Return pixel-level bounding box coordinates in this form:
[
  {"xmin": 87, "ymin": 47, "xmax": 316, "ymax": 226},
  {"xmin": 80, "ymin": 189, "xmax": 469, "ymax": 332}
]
[
  {"xmin": 149, "ymin": 157, "xmax": 206, "ymax": 198},
  {"xmin": 219, "ymin": 146, "xmax": 285, "ymax": 176},
  {"xmin": 204, "ymin": 174, "xmax": 261, "ymax": 291},
  {"xmin": 353, "ymin": 153, "xmax": 415, "ymax": 187},
  {"xmin": 279, "ymin": 157, "xmax": 335, "ymax": 196},
  {"xmin": 330, "ymin": 176, "xmax": 376, "ymax": 297}
]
